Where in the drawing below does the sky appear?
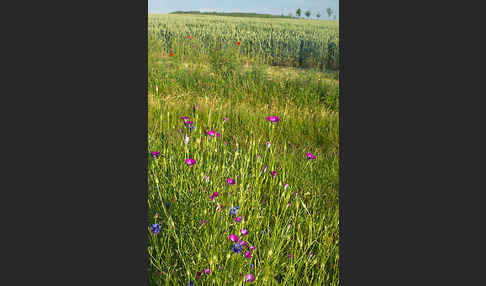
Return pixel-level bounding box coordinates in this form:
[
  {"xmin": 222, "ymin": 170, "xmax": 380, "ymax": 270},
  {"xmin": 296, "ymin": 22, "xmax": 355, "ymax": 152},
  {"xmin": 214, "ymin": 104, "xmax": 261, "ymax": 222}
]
[{"xmin": 148, "ymin": 0, "xmax": 339, "ymax": 19}]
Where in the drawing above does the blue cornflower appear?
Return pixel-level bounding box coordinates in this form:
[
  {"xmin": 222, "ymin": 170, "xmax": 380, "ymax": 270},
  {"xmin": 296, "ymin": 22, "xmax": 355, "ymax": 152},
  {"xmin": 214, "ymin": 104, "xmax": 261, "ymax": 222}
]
[
  {"xmin": 232, "ymin": 243, "xmax": 242, "ymax": 253},
  {"xmin": 228, "ymin": 206, "xmax": 240, "ymax": 217},
  {"xmin": 165, "ymin": 202, "xmax": 170, "ymax": 209},
  {"xmin": 251, "ymin": 263, "xmax": 254, "ymax": 269},
  {"xmin": 189, "ymin": 281, "xmax": 194, "ymax": 286},
  {"xmin": 150, "ymin": 223, "xmax": 161, "ymax": 234}
]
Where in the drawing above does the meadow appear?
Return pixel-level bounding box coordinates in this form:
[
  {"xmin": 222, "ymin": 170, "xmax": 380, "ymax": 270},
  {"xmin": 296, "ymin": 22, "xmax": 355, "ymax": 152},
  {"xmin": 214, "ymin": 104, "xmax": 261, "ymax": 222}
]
[{"xmin": 148, "ymin": 14, "xmax": 339, "ymax": 285}]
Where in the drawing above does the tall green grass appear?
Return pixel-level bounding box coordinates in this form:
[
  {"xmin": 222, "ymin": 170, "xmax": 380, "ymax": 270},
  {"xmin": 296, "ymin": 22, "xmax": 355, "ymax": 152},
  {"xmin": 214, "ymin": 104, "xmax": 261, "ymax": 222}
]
[
  {"xmin": 148, "ymin": 14, "xmax": 339, "ymax": 70},
  {"xmin": 148, "ymin": 104, "xmax": 339, "ymax": 285},
  {"xmin": 148, "ymin": 36, "xmax": 339, "ymax": 112}
]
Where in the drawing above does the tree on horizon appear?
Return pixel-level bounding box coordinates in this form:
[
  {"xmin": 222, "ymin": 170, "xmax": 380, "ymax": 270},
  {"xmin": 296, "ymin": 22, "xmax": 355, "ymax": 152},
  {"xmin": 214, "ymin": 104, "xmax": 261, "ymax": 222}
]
[
  {"xmin": 296, "ymin": 8, "xmax": 302, "ymax": 17},
  {"xmin": 326, "ymin": 7, "xmax": 333, "ymax": 19},
  {"xmin": 305, "ymin": 10, "xmax": 311, "ymax": 19}
]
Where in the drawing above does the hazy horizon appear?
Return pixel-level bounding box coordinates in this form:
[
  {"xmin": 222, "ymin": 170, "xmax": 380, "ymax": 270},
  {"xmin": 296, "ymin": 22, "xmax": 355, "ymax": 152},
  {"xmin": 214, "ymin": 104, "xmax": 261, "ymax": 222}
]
[{"xmin": 148, "ymin": 0, "xmax": 339, "ymax": 20}]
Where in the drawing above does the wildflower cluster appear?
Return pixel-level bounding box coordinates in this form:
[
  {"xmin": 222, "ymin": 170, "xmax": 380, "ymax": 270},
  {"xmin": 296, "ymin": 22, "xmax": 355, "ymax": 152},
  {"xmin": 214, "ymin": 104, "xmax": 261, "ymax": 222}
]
[{"xmin": 148, "ymin": 112, "xmax": 321, "ymax": 284}]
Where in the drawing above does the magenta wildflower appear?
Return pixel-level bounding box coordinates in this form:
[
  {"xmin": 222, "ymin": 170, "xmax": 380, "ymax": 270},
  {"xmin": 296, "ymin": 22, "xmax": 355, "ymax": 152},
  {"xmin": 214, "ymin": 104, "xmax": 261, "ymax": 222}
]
[
  {"xmin": 223, "ymin": 117, "xmax": 228, "ymax": 122},
  {"xmin": 235, "ymin": 216, "xmax": 242, "ymax": 222},
  {"xmin": 263, "ymin": 165, "xmax": 268, "ymax": 173},
  {"xmin": 229, "ymin": 234, "xmax": 239, "ymax": 242},
  {"xmin": 151, "ymin": 151, "xmax": 160, "ymax": 158},
  {"xmin": 267, "ymin": 116, "xmax": 280, "ymax": 123},
  {"xmin": 181, "ymin": 116, "xmax": 189, "ymax": 120},
  {"xmin": 249, "ymin": 245, "xmax": 256, "ymax": 251},
  {"xmin": 204, "ymin": 268, "xmax": 211, "ymax": 275},
  {"xmin": 306, "ymin": 153, "xmax": 316, "ymax": 160},
  {"xmin": 206, "ymin": 130, "xmax": 215, "ymax": 137},
  {"xmin": 244, "ymin": 251, "xmax": 252, "ymax": 259},
  {"xmin": 284, "ymin": 183, "xmax": 289, "ymax": 190},
  {"xmin": 240, "ymin": 229, "xmax": 248, "ymax": 236},
  {"xmin": 185, "ymin": 121, "xmax": 193, "ymax": 125},
  {"xmin": 271, "ymin": 170, "xmax": 277, "ymax": 178},
  {"xmin": 185, "ymin": 158, "xmax": 196, "ymax": 166},
  {"xmin": 210, "ymin": 191, "xmax": 219, "ymax": 200},
  {"xmin": 239, "ymin": 240, "xmax": 248, "ymax": 248},
  {"xmin": 266, "ymin": 141, "xmax": 271, "ymax": 148},
  {"xmin": 196, "ymin": 271, "xmax": 202, "ymax": 279},
  {"xmin": 244, "ymin": 273, "xmax": 255, "ymax": 282},
  {"xmin": 216, "ymin": 132, "xmax": 221, "ymax": 137},
  {"xmin": 202, "ymin": 219, "xmax": 206, "ymax": 225},
  {"xmin": 218, "ymin": 265, "xmax": 222, "ymax": 270},
  {"xmin": 286, "ymin": 202, "xmax": 291, "ymax": 208},
  {"xmin": 226, "ymin": 178, "xmax": 235, "ymax": 185}
]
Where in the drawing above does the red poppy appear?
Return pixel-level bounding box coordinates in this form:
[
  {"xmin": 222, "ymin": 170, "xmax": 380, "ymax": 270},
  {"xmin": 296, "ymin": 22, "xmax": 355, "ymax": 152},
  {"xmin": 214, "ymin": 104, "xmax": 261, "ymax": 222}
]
[
  {"xmin": 187, "ymin": 35, "xmax": 191, "ymax": 39},
  {"xmin": 237, "ymin": 41, "xmax": 241, "ymax": 46},
  {"xmin": 170, "ymin": 52, "xmax": 174, "ymax": 57}
]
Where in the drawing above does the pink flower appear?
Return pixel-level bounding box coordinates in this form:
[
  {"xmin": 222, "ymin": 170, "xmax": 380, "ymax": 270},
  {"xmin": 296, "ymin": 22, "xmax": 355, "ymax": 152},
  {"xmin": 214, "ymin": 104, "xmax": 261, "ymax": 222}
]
[
  {"xmin": 185, "ymin": 158, "xmax": 196, "ymax": 166},
  {"xmin": 306, "ymin": 153, "xmax": 316, "ymax": 160},
  {"xmin": 267, "ymin": 116, "xmax": 280, "ymax": 123},
  {"xmin": 202, "ymin": 219, "xmax": 206, "ymax": 225},
  {"xmin": 244, "ymin": 273, "xmax": 255, "ymax": 282},
  {"xmin": 206, "ymin": 130, "xmax": 215, "ymax": 137},
  {"xmin": 226, "ymin": 178, "xmax": 235, "ymax": 185},
  {"xmin": 244, "ymin": 251, "xmax": 252, "ymax": 259},
  {"xmin": 196, "ymin": 271, "xmax": 202, "ymax": 279},
  {"xmin": 271, "ymin": 171, "xmax": 277, "ymax": 178},
  {"xmin": 204, "ymin": 268, "xmax": 210, "ymax": 275},
  {"xmin": 229, "ymin": 234, "xmax": 239, "ymax": 242},
  {"xmin": 235, "ymin": 216, "xmax": 242, "ymax": 222},
  {"xmin": 240, "ymin": 229, "xmax": 248, "ymax": 236},
  {"xmin": 249, "ymin": 245, "xmax": 256, "ymax": 251},
  {"xmin": 209, "ymin": 191, "xmax": 219, "ymax": 200},
  {"xmin": 284, "ymin": 184, "xmax": 289, "ymax": 190},
  {"xmin": 216, "ymin": 132, "xmax": 221, "ymax": 137},
  {"xmin": 239, "ymin": 240, "xmax": 248, "ymax": 248}
]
